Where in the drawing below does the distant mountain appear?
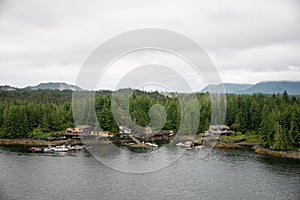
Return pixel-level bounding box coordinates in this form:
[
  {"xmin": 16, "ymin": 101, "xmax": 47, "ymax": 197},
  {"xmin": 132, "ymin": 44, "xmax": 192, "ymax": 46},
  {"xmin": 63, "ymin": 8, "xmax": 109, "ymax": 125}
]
[
  {"xmin": 241, "ymin": 81, "xmax": 300, "ymax": 95},
  {"xmin": 2, "ymin": 81, "xmax": 300, "ymax": 94},
  {"xmin": 199, "ymin": 83, "xmax": 253, "ymax": 93},
  {"xmin": 199, "ymin": 81, "xmax": 300, "ymax": 95},
  {"xmin": 25, "ymin": 82, "xmax": 82, "ymax": 91}
]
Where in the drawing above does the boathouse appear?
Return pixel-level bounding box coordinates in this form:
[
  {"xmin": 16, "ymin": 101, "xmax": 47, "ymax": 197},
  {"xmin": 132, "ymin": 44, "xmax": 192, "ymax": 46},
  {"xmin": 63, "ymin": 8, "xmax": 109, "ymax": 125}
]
[{"xmin": 205, "ymin": 125, "xmax": 235, "ymax": 136}]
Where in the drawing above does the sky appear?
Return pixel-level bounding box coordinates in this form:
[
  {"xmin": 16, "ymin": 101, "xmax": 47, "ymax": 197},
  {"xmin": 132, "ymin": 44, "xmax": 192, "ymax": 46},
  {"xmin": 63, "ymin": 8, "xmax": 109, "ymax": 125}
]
[{"xmin": 0, "ymin": 0, "xmax": 299, "ymax": 91}]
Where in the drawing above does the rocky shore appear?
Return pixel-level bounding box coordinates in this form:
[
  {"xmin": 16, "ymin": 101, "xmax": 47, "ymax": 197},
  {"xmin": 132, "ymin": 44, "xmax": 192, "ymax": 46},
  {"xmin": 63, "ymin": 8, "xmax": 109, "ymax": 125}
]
[
  {"xmin": 0, "ymin": 138, "xmax": 82, "ymax": 147},
  {"xmin": 1, "ymin": 137, "xmax": 299, "ymax": 160},
  {"xmin": 212, "ymin": 140, "xmax": 300, "ymax": 160},
  {"xmin": 253, "ymin": 146, "xmax": 300, "ymax": 160}
]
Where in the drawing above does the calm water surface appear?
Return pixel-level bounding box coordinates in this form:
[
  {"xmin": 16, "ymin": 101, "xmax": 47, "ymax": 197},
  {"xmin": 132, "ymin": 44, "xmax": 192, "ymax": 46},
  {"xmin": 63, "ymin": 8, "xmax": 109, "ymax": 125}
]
[{"xmin": 0, "ymin": 145, "xmax": 299, "ymax": 200}]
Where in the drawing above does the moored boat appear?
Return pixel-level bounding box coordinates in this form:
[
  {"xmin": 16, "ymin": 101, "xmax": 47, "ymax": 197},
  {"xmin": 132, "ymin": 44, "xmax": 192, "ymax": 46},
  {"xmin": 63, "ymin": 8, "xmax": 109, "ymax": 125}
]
[
  {"xmin": 194, "ymin": 145, "xmax": 205, "ymax": 149},
  {"xmin": 176, "ymin": 141, "xmax": 193, "ymax": 148},
  {"xmin": 145, "ymin": 142, "xmax": 158, "ymax": 147},
  {"xmin": 68, "ymin": 145, "xmax": 85, "ymax": 151},
  {"xmin": 53, "ymin": 144, "xmax": 69, "ymax": 152},
  {"xmin": 43, "ymin": 145, "xmax": 54, "ymax": 153}
]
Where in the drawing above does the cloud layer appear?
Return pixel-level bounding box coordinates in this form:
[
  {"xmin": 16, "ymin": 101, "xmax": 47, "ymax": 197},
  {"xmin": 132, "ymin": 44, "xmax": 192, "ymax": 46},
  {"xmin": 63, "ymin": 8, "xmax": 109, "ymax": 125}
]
[{"xmin": 0, "ymin": 0, "xmax": 299, "ymax": 90}]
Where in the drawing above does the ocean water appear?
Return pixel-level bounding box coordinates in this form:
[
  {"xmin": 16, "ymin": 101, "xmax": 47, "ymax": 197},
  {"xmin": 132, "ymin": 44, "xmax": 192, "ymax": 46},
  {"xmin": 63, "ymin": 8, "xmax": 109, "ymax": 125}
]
[{"xmin": 0, "ymin": 145, "xmax": 299, "ymax": 200}]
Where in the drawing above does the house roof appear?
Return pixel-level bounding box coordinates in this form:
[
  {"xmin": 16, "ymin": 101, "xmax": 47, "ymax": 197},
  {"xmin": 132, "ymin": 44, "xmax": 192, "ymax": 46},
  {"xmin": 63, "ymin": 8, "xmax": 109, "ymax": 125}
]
[{"xmin": 76, "ymin": 125, "xmax": 92, "ymax": 129}]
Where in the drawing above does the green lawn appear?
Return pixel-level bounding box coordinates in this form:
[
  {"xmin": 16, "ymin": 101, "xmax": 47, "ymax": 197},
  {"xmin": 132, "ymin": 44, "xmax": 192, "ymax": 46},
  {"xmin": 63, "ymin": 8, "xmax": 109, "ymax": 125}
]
[{"xmin": 220, "ymin": 132, "xmax": 261, "ymax": 143}]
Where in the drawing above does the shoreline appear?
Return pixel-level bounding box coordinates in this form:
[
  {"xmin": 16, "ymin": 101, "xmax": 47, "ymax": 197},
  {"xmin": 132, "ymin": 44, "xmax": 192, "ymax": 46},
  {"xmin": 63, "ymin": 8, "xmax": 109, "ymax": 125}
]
[
  {"xmin": 1, "ymin": 137, "xmax": 300, "ymax": 160},
  {"xmin": 213, "ymin": 141, "xmax": 300, "ymax": 160},
  {"xmin": 253, "ymin": 146, "xmax": 300, "ymax": 160},
  {"xmin": 0, "ymin": 138, "xmax": 83, "ymax": 147}
]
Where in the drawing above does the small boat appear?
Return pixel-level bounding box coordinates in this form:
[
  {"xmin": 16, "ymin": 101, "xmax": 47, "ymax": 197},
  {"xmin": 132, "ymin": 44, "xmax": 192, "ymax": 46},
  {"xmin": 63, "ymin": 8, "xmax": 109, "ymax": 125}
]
[
  {"xmin": 68, "ymin": 145, "xmax": 85, "ymax": 151},
  {"xmin": 43, "ymin": 145, "xmax": 54, "ymax": 153},
  {"xmin": 194, "ymin": 145, "xmax": 205, "ymax": 149},
  {"xmin": 53, "ymin": 145, "xmax": 69, "ymax": 152},
  {"xmin": 145, "ymin": 142, "xmax": 158, "ymax": 147},
  {"xmin": 176, "ymin": 141, "xmax": 193, "ymax": 148},
  {"xmin": 176, "ymin": 142, "xmax": 184, "ymax": 147}
]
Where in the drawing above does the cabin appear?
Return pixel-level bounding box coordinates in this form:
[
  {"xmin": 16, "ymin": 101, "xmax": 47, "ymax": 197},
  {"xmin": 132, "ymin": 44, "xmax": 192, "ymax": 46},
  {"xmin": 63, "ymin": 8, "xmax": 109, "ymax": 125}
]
[
  {"xmin": 98, "ymin": 131, "xmax": 113, "ymax": 138},
  {"xmin": 205, "ymin": 125, "xmax": 235, "ymax": 136},
  {"xmin": 75, "ymin": 125, "xmax": 93, "ymax": 134},
  {"xmin": 64, "ymin": 125, "xmax": 93, "ymax": 139}
]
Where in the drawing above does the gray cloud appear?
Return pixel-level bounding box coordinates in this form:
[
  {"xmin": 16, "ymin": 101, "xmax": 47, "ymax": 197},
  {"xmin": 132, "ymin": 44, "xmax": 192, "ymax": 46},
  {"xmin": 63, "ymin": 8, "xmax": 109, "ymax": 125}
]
[{"xmin": 0, "ymin": 0, "xmax": 299, "ymax": 88}]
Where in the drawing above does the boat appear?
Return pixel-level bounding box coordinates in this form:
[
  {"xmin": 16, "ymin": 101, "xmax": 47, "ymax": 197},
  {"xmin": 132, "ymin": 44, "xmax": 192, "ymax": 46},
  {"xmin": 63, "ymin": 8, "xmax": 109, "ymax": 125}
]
[
  {"xmin": 145, "ymin": 142, "xmax": 158, "ymax": 147},
  {"xmin": 68, "ymin": 145, "xmax": 85, "ymax": 151},
  {"xmin": 194, "ymin": 145, "xmax": 205, "ymax": 149},
  {"xmin": 176, "ymin": 141, "xmax": 193, "ymax": 148},
  {"xmin": 176, "ymin": 142, "xmax": 184, "ymax": 147},
  {"xmin": 53, "ymin": 145, "xmax": 69, "ymax": 152},
  {"xmin": 43, "ymin": 145, "xmax": 54, "ymax": 153}
]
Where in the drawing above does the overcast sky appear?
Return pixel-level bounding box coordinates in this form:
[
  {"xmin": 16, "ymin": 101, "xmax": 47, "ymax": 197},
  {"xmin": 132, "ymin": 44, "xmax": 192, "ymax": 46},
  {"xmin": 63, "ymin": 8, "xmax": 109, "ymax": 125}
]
[{"xmin": 0, "ymin": 0, "xmax": 299, "ymax": 90}]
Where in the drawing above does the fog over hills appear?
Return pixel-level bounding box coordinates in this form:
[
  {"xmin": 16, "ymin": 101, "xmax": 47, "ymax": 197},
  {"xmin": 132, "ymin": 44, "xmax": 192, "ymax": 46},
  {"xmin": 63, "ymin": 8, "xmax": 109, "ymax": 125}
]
[
  {"xmin": 1, "ymin": 81, "xmax": 300, "ymax": 95},
  {"xmin": 24, "ymin": 82, "xmax": 82, "ymax": 91},
  {"xmin": 0, "ymin": 82, "xmax": 82, "ymax": 91}
]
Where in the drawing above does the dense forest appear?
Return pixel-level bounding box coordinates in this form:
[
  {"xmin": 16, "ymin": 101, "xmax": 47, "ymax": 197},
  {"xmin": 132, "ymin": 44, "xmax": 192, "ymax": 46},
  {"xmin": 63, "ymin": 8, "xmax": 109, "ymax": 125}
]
[{"xmin": 0, "ymin": 89, "xmax": 299, "ymax": 150}]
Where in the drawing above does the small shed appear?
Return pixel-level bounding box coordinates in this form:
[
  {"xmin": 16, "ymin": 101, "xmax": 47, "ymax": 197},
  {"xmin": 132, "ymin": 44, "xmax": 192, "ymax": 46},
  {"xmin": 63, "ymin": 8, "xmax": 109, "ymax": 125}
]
[{"xmin": 74, "ymin": 125, "xmax": 93, "ymax": 134}]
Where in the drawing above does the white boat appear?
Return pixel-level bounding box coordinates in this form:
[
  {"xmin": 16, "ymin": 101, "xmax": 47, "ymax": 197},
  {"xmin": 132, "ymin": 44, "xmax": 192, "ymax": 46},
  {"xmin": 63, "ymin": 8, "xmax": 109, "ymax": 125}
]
[
  {"xmin": 176, "ymin": 141, "xmax": 193, "ymax": 148},
  {"xmin": 176, "ymin": 142, "xmax": 184, "ymax": 147},
  {"xmin": 145, "ymin": 142, "xmax": 158, "ymax": 147},
  {"xmin": 68, "ymin": 145, "xmax": 85, "ymax": 151},
  {"xmin": 53, "ymin": 145, "xmax": 69, "ymax": 152},
  {"xmin": 43, "ymin": 145, "xmax": 54, "ymax": 153}
]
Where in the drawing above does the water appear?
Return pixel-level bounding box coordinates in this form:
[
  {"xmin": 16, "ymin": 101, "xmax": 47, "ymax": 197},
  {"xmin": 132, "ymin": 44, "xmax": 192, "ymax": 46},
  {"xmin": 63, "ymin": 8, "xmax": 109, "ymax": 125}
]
[{"xmin": 0, "ymin": 145, "xmax": 299, "ymax": 200}]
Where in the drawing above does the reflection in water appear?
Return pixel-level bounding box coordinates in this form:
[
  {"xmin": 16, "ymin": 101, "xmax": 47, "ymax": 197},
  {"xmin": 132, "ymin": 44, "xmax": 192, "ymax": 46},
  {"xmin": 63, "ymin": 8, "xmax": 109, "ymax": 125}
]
[{"xmin": 0, "ymin": 145, "xmax": 299, "ymax": 200}]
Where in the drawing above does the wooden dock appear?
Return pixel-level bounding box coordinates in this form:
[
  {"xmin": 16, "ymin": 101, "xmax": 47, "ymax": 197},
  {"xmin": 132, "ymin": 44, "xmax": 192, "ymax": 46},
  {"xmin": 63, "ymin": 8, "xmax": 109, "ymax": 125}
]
[{"xmin": 128, "ymin": 134, "xmax": 141, "ymax": 144}]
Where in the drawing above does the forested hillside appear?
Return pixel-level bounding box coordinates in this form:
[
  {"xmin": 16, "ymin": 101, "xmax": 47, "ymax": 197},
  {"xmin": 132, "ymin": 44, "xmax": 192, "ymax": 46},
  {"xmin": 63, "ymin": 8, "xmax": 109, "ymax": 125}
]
[{"xmin": 0, "ymin": 89, "xmax": 299, "ymax": 150}]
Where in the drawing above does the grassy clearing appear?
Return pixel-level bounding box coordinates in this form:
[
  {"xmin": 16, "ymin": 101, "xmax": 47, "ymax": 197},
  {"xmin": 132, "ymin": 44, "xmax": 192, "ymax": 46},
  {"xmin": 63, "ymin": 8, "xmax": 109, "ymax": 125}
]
[{"xmin": 220, "ymin": 132, "xmax": 261, "ymax": 143}]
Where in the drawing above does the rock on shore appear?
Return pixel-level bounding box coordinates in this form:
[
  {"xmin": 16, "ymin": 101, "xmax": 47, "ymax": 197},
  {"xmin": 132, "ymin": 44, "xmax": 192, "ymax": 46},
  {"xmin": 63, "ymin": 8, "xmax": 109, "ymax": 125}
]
[{"xmin": 253, "ymin": 146, "xmax": 300, "ymax": 160}]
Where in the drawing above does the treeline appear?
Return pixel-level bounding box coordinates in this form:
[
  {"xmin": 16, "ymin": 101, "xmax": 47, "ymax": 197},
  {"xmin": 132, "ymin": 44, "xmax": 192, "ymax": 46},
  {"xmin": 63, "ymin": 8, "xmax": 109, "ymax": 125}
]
[
  {"xmin": 0, "ymin": 89, "xmax": 299, "ymax": 149},
  {"xmin": 0, "ymin": 90, "xmax": 74, "ymax": 138},
  {"xmin": 225, "ymin": 92, "xmax": 300, "ymax": 149}
]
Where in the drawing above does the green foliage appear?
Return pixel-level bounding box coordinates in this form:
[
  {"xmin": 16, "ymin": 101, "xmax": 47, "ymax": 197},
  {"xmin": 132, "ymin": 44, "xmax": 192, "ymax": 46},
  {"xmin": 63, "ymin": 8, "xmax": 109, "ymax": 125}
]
[
  {"xmin": 0, "ymin": 89, "xmax": 299, "ymax": 150},
  {"xmin": 28, "ymin": 129, "xmax": 62, "ymax": 139},
  {"xmin": 220, "ymin": 132, "xmax": 261, "ymax": 143},
  {"xmin": 257, "ymin": 93, "xmax": 300, "ymax": 149},
  {"xmin": 0, "ymin": 90, "xmax": 73, "ymax": 138}
]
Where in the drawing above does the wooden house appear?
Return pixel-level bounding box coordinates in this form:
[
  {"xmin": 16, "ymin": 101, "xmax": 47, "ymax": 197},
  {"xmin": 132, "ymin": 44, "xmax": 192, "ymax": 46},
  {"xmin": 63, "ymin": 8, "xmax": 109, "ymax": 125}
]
[{"xmin": 205, "ymin": 125, "xmax": 235, "ymax": 136}]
